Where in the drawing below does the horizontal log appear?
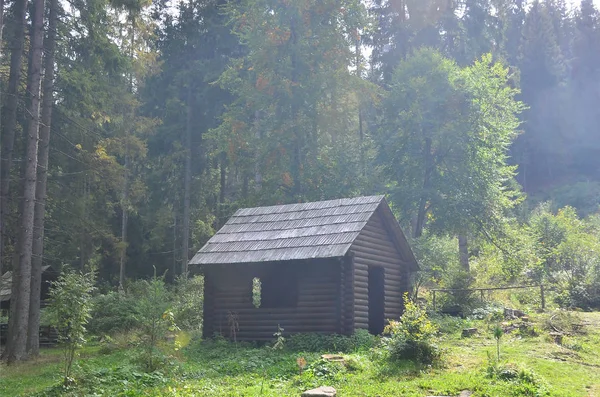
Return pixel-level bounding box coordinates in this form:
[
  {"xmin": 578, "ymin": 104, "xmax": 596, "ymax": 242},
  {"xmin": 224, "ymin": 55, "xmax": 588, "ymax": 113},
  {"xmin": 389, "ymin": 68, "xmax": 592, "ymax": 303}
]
[
  {"xmin": 214, "ymin": 318, "xmax": 338, "ymax": 326},
  {"xmin": 355, "ymin": 286, "xmax": 368, "ymax": 295},
  {"xmin": 355, "ymin": 298, "xmax": 368, "ymax": 306},
  {"xmin": 352, "ymin": 239, "xmax": 400, "ymax": 257},
  {"xmin": 355, "ymin": 275, "xmax": 368, "ymax": 284},
  {"xmin": 235, "ymin": 326, "xmax": 338, "ymax": 333},
  {"xmin": 353, "ymin": 255, "xmax": 406, "ymax": 270},
  {"xmin": 352, "ymin": 246, "xmax": 402, "ymax": 263}
]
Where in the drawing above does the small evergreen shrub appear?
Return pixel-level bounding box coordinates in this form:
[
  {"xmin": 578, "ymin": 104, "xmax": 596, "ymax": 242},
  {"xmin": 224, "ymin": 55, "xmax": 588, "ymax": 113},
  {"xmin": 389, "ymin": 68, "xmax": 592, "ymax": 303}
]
[{"xmin": 384, "ymin": 294, "xmax": 441, "ymax": 364}]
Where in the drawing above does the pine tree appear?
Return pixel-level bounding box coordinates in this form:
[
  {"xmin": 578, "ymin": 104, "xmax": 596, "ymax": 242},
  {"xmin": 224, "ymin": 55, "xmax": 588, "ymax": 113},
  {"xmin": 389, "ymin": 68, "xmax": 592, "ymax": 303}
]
[
  {"xmin": 28, "ymin": 0, "xmax": 59, "ymax": 357},
  {"xmin": 515, "ymin": 0, "xmax": 566, "ymax": 189},
  {"xmin": 5, "ymin": 0, "xmax": 45, "ymax": 363}
]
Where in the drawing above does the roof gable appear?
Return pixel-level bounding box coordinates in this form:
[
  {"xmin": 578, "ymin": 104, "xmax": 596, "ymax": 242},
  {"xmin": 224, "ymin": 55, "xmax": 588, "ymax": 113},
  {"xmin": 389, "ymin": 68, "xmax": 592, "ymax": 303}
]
[{"xmin": 189, "ymin": 195, "xmax": 417, "ymax": 268}]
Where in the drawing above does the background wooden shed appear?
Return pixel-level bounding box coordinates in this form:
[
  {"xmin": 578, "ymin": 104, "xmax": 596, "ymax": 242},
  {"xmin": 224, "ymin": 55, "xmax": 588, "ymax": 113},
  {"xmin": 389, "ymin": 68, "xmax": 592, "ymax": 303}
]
[{"xmin": 189, "ymin": 195, "xmax": 418, "ymax": 340}]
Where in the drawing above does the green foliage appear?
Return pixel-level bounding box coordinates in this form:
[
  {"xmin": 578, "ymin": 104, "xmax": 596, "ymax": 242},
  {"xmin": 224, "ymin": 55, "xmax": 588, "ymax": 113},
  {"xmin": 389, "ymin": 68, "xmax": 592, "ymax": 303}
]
[
  {"xmin": 377, "ymin": 48, "xmax": 523, "ymax": 238},
  {"xmin": 133, "ymin": 273, "xmax": 178, "ymax": 372},
  {"xmin": 411, "ymin": 233, "xmax": 460, "ymax": 297},
  {"xmin": 88, "ymin": 291, "xmax": 138, "ymax": 336},
  {"xmin": 46, "ymin": 269, "xmax": 96, "ymax": 383},
  {"xmin": 494, "ymin": 325, "xmax": 503, "ymax": 361},
  {"xmin": 171, "ymin": 275, "xmax": 204, "ymax": 331},
  {"xmin": 271, "ymin": 324, "xmax": 285, "ymax": 350},
  {"xmin": 486, "ymin": 362, "xmax": 550, "ymax": 397},
  {"xmin": 286, "ymin": 330, "xmax": 376, "ymax": 353},
  {"xmin": 384, "ymin": 294, "xmax": 441, "ymax": 364},
  {"xmin": 530, "ymin": 204, "xmax": 600, "ymax": 309}
]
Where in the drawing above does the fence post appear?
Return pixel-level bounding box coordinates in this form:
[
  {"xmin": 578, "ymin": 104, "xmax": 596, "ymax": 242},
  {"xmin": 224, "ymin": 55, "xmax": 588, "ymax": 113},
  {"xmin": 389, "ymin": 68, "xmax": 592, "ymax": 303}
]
[
  {"xmin": 540, "ymin": 284, "xmax": 545, "ymax": 311},
  {"xmin": 432, "ymin": 290, "xmax": 436, "ymax": 311},
  {"xmin": 480, "ymin": 289, "xmax": 485, "ymax": 302}
]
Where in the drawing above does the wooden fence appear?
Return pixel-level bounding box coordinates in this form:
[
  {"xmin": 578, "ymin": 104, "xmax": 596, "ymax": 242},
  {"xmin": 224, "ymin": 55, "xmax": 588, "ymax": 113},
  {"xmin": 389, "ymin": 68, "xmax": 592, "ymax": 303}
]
[{"xmin": 430, "ymin": 284, "xmax": 546, "ymax": 311}]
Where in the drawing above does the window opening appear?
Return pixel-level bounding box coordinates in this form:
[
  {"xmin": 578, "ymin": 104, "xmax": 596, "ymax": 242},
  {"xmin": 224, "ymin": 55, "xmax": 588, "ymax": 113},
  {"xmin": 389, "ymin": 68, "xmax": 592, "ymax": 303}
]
[
  {"xmin": 251, "ymin": 267, "xmax": 298, "ymax": 308},
  {"xmin": 252, "ymin": 277, "xmax": 261, "ymax": 308}
]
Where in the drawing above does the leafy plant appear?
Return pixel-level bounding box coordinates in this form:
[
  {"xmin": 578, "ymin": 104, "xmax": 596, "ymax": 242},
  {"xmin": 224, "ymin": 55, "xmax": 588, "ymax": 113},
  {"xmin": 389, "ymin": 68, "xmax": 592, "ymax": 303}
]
[
  {"xmin": 494, "ymin": 325, "xmax": 503, "ymax": 361},
  {"xmin": 272, "ymin": 324, "xmax": 285, "ymax": 350},
  {"xmin": 172, "ymin": 275, "xmax": 204, "ymax": 331},
  {"xmin": 134, "ymin": 270, "xmax": 178, "ymax": 372},
  {"xmin": 88, "ymin": 291, "xmax": 138, "ymax": 336},
  {"xmin": 384, "ymin": 293, "xmax": 441, "ymax": 364},
  {"xmin": 46, "ymin": 269, "xmax": 96, "ymax": 384},
  {"xmin": 286, "ymin": 330, "xmax": 376, "ymax": 353}
]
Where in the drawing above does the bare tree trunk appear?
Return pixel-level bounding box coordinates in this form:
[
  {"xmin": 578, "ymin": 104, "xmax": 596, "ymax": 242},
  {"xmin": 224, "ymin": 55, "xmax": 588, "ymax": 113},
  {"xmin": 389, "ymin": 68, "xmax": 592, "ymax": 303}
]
[
  {"xmin": 5, "ymin": 0, "xmax": 45, "ymax": 363},
  {"xmin": 0, "ymin": 0, "xmax": 27, "ymax": 278},
  {"xmin": 27, "ymin": 0, "xmax": 57, "ymax": 356},
  {"xmin": 459, "ymin": 235, "xmax": 469, "ymax": 272},
  {"xmin": 181, "ymin": 84, "xmax": 193, "ymax": 277}
]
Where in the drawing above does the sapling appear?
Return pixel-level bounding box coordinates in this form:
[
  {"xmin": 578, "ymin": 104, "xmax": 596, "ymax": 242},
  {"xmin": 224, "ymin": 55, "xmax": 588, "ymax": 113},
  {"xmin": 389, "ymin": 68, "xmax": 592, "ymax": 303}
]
[
  {"xmin": 494, "ymin": 325, "xmax": 503, "ymax": 361},
  {"xmin": 47, "ymin": 269, "xmax": 96, "ymax": 384}
]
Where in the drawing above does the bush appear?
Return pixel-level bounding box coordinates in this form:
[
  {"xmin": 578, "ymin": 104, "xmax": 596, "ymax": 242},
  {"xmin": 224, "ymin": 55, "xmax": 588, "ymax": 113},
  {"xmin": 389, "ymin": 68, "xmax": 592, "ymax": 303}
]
[
  {"xmin": 88, "ymin": 291, "xmax": 138, "ymax": 336},
  {"xmin": 172, "ymin": 275, "xmax": 204, "ymax": 331},
  {"xmin": 384, "ymin": 294, "xmax": 441, "ymax": 364},
  {"xmin": 486, "ymin": 361, "xmax": 550, "ymax": 396},
  {"xmin": 134, "ymin": 273, "xmax": 178, "ymax": 372},
  {"xmin": 46, "ymin": 269, "xmax": 96, "ymax": 383},
  {"xmin": 439, "ymin": 269, "xmax": 477, "ymax": 315}
]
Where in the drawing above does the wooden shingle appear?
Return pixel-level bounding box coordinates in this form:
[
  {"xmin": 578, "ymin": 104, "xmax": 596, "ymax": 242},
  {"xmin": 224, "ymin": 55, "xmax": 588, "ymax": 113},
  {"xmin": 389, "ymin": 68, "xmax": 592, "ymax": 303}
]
[{"xmin": 189, "ymin": 195, "xmax": 417, "ymax": 268}]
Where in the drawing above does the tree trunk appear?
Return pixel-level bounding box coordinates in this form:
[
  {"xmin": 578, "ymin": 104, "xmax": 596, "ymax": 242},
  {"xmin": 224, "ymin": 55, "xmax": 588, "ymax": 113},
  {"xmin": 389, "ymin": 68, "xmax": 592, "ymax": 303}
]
[
  {"xmin": 181, "ymin": 84, "xmax": 193, "ymax": 277},
  {"xmin": 27, "ymin": 0, "xmax": 57, "ymax": 357},
  {"xmin": 5, "ymin": 0, "xmax": 45, "ymax": 363},
  {"xmin": 0, "ymin": 0, "xmax": 4, "ymax": 275},
  {"xmin": 459, "ymin": 235, "xmax": 469, "ymax": 272},
  {"xmin": 0, "ymin": 0, "xmax": 27, "ymax": 278},
  {"xmin": 119, "ymin": 154, "xmax": 129, "ymax": 290},
  {"xmin": 414, "ymin": 137, "xmax": 433, "ymax": 238},
  {"xmin": 218, "ymin": 152, "xmax": 226, "ymax": 227}
]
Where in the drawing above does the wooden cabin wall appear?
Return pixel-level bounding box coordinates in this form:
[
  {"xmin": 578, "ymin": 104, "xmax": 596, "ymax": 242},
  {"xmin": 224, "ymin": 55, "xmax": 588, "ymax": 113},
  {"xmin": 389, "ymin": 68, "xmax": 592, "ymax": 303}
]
[
  {"xmin": 340, "ymin": 255, "xmax": 354, "ymax": 335},
  {"xmin": 203, "ymin": 259, "xmax": 341, "ymax": 340},
  {"xmin": 350, "ymin": 210, "xmax": 409, "ymax": 331}
]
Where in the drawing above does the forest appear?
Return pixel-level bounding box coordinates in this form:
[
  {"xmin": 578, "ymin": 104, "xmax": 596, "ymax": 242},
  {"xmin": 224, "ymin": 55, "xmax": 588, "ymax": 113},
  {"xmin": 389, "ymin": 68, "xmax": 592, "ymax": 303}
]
[{"xmin": 0, "ymin": 0, "xmax": 600, "ymax": 375}]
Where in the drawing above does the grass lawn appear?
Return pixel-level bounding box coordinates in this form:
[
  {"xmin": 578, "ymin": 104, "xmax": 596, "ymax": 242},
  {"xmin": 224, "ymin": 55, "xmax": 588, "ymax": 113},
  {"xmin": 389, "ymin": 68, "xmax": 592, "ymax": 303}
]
[{"xmin": 1, "ymin": 311, "xmax": 599, "ymax": 397}]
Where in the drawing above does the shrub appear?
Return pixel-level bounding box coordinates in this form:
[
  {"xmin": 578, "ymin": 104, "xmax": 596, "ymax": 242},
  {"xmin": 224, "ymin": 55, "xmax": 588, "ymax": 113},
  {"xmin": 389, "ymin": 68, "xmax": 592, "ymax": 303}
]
[
  {"xmin": 439, "ymin": 269, "xmax": 477, "ymax": 314},
  {"xmin": 88, "ymin": 291, "xmax": 138, "ymax": 336},
  {"xmin": 46, "ymin": 269, "xmax": 96, "ymax": 384},
  {"xmin": 384, "ymin": 294, "xmax": 441, "ymax": 364},
  {"xmin": 134, "ymin": 272, "xmax": 178, "ymax": 372},
  {"xmin": 486, "ymin": 361, "xmax": 550, "ymax": 396},
  {"xmin": 172, "ymin": 275, "xmax": 204, "ymax": 331}
]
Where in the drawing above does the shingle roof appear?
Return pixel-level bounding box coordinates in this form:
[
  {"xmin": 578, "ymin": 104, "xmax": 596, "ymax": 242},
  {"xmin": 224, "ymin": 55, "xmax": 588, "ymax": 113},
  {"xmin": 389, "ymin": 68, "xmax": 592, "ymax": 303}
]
[
  {"xmin": 0, "ymin": 266, "xmax": 54, "ymax": 302},
  {"xmin": 189, "ymin": 195, "xmax": 416, "ymax": 267}
]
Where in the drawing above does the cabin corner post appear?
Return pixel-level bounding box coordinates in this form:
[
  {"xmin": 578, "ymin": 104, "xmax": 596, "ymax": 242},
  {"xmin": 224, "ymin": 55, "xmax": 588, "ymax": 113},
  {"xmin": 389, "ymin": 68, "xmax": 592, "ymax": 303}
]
[
  {"xmin": 202, "ymin": 270, "xmax": 214, "ymax": 339},
  {"xmin": 348, "ymin": 251, "xmax": 355, "ymax": 335}
]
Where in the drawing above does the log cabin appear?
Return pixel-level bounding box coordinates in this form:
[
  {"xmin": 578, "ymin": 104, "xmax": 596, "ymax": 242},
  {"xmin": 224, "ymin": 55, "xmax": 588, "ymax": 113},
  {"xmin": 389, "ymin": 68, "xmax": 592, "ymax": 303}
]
[{"xmin": 189, "ymin": 195, "xmax": 418, "ymax": 340}]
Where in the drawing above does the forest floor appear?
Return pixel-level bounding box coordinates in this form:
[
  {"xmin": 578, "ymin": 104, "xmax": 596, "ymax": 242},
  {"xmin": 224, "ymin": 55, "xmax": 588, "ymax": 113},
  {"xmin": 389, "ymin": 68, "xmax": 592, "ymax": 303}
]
[{"xmin": 1, "ymin": 311, "xmax": 600, "ymax": 397}]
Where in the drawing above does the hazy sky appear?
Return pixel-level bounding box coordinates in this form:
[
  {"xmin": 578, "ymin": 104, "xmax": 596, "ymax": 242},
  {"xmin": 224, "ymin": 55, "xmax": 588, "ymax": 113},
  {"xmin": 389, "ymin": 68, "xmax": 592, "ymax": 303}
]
[{"xmin": 568, "ymin": 0, "xmax": 600, "ymax": 7}]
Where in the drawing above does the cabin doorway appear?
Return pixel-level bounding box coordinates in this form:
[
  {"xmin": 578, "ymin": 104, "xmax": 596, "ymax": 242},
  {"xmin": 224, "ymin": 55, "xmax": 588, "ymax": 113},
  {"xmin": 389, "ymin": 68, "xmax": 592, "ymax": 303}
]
[{"xmin": 368, "ymin": 266, "xmax": 385, "ymax": 335}]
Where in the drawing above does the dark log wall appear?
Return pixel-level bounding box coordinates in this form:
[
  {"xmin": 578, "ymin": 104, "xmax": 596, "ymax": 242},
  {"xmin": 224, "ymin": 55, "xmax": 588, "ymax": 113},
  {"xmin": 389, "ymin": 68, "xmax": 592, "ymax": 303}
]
[
  {"xmin": 339, "ymin": 254, "xmax": 354, "ymax": 335},
  {"xmin": 203, "ymin": 259, "xmax": 340, "ymax": 340},
  {"xmin": 350, "ymin": 210, "xmax": 409, "ymax": 331}
]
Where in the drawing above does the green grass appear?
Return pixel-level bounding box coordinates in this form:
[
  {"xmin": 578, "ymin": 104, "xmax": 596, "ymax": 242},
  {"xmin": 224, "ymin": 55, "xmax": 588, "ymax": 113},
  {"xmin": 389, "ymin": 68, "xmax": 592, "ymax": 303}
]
[{"xmin": 2, "ymin": 312, "xmax": 600, "ymax": 396}]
